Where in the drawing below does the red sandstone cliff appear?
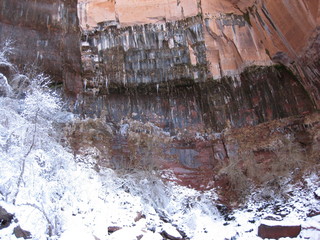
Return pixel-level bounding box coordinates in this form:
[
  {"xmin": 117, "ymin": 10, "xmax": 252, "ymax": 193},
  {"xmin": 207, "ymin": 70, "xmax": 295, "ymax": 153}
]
[
  {"xmin": 73, "ymin": 1, "xmax": 320, "ymax": 191},
  {"xmin": 0, "ymin": 0, "xmax": 319, "ymax": 103},
  {"xmin": 0, "ymin": 0, "xmax": 319, "ymax": 200},
  {"xmin": 79, "ymin": 0, "xmax": 320, "ymax": 107}
]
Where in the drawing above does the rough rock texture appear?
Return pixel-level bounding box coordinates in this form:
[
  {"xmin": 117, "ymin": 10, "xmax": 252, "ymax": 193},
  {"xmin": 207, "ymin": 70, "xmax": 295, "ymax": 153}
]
[
  {"xmin": 258, "ymin": 223, "xmax": 301, "ymax": 239},
  {"xmin": 82, "ymin": 15, "xmax": 207, "ymax": 89},
  {"xmin": 78, "ymin": 0, "xmax": 116, "ymax": 30},
  {"xmin": 79, "ymin": 65, "xmax": 314, "ymax": 131},
  {"xmin": 1, "ymin": 0, "xmax": 319, "ymax": 197},
  {"xmin": 0, "ymin": 206, "xmax": 14, "ymax": 230},
  {"xmin": 13, "ymin": 226, "xmax": 32, "ymax": 239},
  {"xmin": 80, "ymin": 0, "xmax": 320, "ymax": 107},
  {"xmin": 74, "ymin": 0, "xmax": 320, "ymax": 193},
  {"xmin": 0, "ymin": 0, "xmax": 82, "ymax": 95}
]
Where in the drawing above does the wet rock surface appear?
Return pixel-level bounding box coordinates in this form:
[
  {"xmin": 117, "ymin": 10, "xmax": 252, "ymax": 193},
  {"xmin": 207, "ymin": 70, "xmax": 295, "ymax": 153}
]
[
  {"xmin": 79, "ymin": 0, "xmax": 320, "ymax": 106},
  {"xmin": 72, "ymin": 0, "xmax": 320, "ymax": 201},
  {"xmin": 82, "ymin": 15, "xmax": 207, "ymax": 91},
  {"xmin": 79, "ymin": 65, "xmax": 315, "ymax": 131},
  {"xmin": 73, "ymin": 64, "xmax": 318, "ymax": 193},
  {"xmin": 0, "ymin": 0, "xmax": 82, "ymax": 95}
]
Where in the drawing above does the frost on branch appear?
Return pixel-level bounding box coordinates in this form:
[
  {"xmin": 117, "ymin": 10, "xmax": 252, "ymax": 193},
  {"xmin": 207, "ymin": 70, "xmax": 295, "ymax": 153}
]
[{"xmin": 0, "ymin": 43, "xmax": 75, "ymax": 239}]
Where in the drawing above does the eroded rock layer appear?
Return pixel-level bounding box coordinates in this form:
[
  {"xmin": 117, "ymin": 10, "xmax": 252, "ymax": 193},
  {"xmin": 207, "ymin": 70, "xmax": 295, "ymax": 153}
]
[{"xmin": 80, "ymin": 0, "xmax": 320, "ymax": 107}]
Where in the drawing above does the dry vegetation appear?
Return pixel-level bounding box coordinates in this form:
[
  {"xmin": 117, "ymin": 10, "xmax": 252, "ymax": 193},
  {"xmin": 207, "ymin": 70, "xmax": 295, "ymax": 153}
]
[{"xmin": 216, "ymin": 112, "xmax": 320, "ymax": 202}]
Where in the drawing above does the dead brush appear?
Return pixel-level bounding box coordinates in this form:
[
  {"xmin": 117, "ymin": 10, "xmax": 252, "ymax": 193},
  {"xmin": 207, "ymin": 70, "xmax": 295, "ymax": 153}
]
[{"xmin": 216, "ymin": 136, "xmax": 310, "ymax": 201}]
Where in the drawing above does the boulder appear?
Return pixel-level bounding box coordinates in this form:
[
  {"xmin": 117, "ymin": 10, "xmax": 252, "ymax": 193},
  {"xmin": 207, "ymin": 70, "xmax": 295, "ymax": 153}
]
[
  {"xmin": 108, "ymin": 226, "xmax": 122, "ymax": 234},
  {"xmin": 9, "ymin": 74, "xmax": 30, "ymax": 98},
  {"xmin": 0, "ymin": 206, "xmax": 14, "ymax": 230},
  {"xmin": 13, "ymin": 225, "xmax": 31, "ymax": 239},
  {"xmin": 258, "ymin": 220, "xmax": 301, "ymax": 239}
]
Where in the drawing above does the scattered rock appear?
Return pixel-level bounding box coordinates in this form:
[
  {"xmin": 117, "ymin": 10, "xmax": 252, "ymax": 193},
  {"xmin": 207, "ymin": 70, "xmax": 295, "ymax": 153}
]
[
  {"xmin": 0, "ymin": 206, "xmax": 14, "ymax": 230},
  {"xmin": 307, "ymin": 210, "xmax": 320, "ymax": 217},
  {"xmin": 224, "ymin": 215, "xmax": 236, "ymax": 221},
  {"xmin": 160, "ymin": 223, "xmax": 183, "ymax": 240},
  {"xmin": 258, "ymin": 220, "xmax": 301, "ymax": 239},
  {"xmin": 108, "ymin": 226, "xmax": 122, "ymax": 234},
  {"xmin": 13, "ymin": 225, "xmax": 31, "ymax": 239},
  {"xmin": 134, "ymin": 212, "xmax": 146, "ymax": 222},
  {"xmin": 216, "ymin": 204, "xmax": 230, "ymax": 217},
  {"xmin": 160, "ymin": 230, "xmax": 183, "ymax": 240},
  {"xmin": 136, "ymin": 234, "xmax": 143, "ymax": 240}
]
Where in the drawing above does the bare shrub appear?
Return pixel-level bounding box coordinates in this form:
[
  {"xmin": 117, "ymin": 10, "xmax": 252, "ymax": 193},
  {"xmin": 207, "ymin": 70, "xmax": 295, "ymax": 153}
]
[
  {"xmin": 217, "ymin": 131, "xmax": 311, "ymax": 201},
  {"xmin": 271, "ymin": 136, "xmax": 306, "ymax": 177},
  {"xmin": 218, "ymin": 155, "xmax": 252, "ymax": 200}
]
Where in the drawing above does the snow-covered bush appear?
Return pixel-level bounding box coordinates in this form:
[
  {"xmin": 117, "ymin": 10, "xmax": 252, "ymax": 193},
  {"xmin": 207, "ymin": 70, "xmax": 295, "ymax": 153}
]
[{"xmin": 0, "ymin": 54, "xmax": 75, "ymax": 238}]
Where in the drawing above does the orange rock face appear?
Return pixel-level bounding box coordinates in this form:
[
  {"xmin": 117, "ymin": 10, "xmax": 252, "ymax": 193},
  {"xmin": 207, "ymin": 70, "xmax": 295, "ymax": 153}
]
[
  {"xmin": 115, "ymin": 0, "xmax": 198, "ymax": 26},
  {"xmin": 78, "ymin": 0, "xmax": 116, "ymax": 29}
]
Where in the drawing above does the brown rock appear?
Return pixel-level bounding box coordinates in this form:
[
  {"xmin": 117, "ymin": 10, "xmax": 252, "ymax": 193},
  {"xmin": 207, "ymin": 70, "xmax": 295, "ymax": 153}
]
[
  {"xmin": 160, "ymin": 230, "xmax": 183, "ymax": 240},
  {"xmin": 134, "ymin": 212, "xmax": 146, "ymax": 222},
  {"xmin": 13, "ymin": 225, "xmax": 31, "ymax": 239},
  {"xmin": 108, "ymin": 226, "xmax": 122, "ymax": 234},
  {"xmin": 0, "ymin": 206, "xmax": 14, "ymax": 230},
  {"xmin": 78, "ymin": 0, "xmax": 320, "ymax": 107},
  {"xmin": 307, "ymin": 210, "xmax": 320, "ymax": 218},
  {"xmin": 258, "ymin": 223, "xmax": 301, "ymax": 239}
]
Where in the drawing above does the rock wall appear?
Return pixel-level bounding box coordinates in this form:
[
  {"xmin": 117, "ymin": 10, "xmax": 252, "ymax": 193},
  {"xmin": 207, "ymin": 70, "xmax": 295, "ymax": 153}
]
[
  {"xmin": 75, "ymin": 0, "xmax": 320, "ymax": 191},
  {"xmin": 79, "ymin": 65, "xmax": 314, "ymax": 131},
  {"xmin": 80, "ymin": 0, "xmax": 320, "ymax": 107},
  {"xmin": 0, "ymin": 0, "xmax": 82, "ymax": 95},
  {"xmin": 82, "ymin": 15, "xmax": 207, "ymax": 90},
  {"xmin": 0, "ymin": 0, "xmax": 319, "ymax": 193}
]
